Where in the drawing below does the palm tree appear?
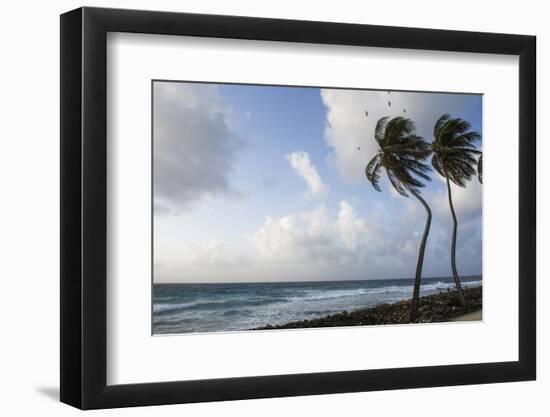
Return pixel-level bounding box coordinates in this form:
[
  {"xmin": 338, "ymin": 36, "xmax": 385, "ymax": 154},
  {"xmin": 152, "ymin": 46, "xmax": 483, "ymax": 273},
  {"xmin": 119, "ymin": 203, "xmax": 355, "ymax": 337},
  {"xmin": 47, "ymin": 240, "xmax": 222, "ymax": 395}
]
[
  {"xmin": 431, "ymin": 114, "xmax": 481, "ymax": 307},
  {"xmin": 365, "ymin": 116, "xmax": 433, "ymax": 322}
]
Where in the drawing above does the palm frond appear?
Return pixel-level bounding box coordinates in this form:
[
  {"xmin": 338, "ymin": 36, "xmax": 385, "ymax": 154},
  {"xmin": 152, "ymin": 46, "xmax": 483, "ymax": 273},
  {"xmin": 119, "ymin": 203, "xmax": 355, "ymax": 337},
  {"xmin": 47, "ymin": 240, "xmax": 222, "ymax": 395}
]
[
  {"xmin": 385, "ymin": 117, "xmax": 415, "ymax": 146},
  {"xmin": 477, "ymin": 154, "xmax": 483, "ymax": 183},
  {"xmin": 365, "ymin": 153, "xmax": 383, "ymax": 191},
  {"xmin": 368, "ymin": 116, "xmax": 431, "ymax": 197},
  {"xmin": 433, "ymin": 114, "xmax": 450, "ymax": 138},
  {"xmin": 438, "ymin": 119, "xmax": 471, "ymax": 145},
  {"xmin": 374, "ymin": 117, "xmax": 390, "ymax": 145},
  {"xmin": 432, "ymin": 115, "xmax": 482, "ymax": 187},
  {"xmin": 386, "ymin": 169, "xmax": 409, "ymax": 197}
]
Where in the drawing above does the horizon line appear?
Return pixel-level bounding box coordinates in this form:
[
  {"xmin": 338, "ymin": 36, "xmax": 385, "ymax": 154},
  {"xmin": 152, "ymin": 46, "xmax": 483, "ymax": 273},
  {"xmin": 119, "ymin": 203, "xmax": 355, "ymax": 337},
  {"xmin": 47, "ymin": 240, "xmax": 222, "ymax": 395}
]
[{"xmin": 153, "ymin": 274, "xmax": 482, "ymax": 285}]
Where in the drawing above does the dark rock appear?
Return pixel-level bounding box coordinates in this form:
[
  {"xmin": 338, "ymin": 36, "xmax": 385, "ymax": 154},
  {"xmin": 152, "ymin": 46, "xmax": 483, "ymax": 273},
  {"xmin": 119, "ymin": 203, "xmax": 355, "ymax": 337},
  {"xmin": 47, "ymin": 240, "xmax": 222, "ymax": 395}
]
[{"xmin": 251, "ymin": 287, "xmax": 482, "ymax": 330}]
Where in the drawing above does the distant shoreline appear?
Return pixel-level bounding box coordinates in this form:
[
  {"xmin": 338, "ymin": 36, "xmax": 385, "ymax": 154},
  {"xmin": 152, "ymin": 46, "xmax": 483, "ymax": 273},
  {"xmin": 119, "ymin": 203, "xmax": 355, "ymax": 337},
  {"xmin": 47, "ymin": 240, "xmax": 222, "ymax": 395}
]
[{"xmin": 251, "ymin": 286, "xmax": 482, "ymax": 330}]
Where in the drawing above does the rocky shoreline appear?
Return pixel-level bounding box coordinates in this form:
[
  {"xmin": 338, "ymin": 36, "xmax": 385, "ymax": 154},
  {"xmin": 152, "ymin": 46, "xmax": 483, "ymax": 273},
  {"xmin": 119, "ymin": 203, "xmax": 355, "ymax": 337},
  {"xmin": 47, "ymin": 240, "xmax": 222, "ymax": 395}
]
[{"xmin": 252, "ymin": 286, "xmax": 482, "ymax": 330}]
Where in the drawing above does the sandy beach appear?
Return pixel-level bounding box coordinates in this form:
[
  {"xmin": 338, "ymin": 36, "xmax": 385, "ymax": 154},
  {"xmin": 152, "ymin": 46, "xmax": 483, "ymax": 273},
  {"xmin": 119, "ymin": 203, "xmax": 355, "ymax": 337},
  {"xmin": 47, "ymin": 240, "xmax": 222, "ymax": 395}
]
[{"xmin": 453, "ymin": 309, "xmax": 482, "ymax": 321}]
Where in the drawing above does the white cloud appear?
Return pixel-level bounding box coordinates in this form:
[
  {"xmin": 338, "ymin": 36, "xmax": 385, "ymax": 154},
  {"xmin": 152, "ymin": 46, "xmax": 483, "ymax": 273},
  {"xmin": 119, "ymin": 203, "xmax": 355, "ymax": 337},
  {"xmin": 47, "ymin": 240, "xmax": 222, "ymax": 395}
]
[
  {"xmin": 156, "ymin": 193, "xmax": 481, "ymax": 282},
  {"xmin": 319, "ymin": 88, "xmax": 483, "ymax": 277},
  {"xmin": 286, "ymin": 151, "xmax": 329, "ymax": 196},
  {"xmin": 431, "ymin": 177, "xmax": 483, "ymax": 221},
  {"xmin": 153, "ymin": 82, "xmax": 244, "ymax": 212},
  {"xmin": 321, "ymin": 89, "xmax": 383, "ymax": 183},
  {"xmin": 250, "ymin": 200, "xmax": 380, "ymax": 267},
  {"xmin": 337, "ymin": 200, "xmax": 367, "ymax": 250},
  {"xmin": 251, "ymin": 205, "xmax": 334, "ymax": 264},
  {"xmin": 153, "ymin": 86, "xmax": 482, "ymax": 283},
  {"xmin": 183, "ymin": 240, "xmax": 250, "ymax": 268},
  {"xmin": 320, "ymin": 89, "xmax": 481, "ymax": 184},
  {"xmin": 447, "ymin": 179, "xmax": 483, "ymax": 220}
]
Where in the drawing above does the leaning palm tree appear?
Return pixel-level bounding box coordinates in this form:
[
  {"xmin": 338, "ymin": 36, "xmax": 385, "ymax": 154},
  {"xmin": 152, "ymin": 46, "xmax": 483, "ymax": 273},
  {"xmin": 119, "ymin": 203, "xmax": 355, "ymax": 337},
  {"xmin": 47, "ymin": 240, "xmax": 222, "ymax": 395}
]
[
  {"xmin": 366, "ymin": 116, "xmax": 433, "ymax": 322},
  {"xmin": 431, "ymin": 114, "xmax": 481, "ymax": 307}
]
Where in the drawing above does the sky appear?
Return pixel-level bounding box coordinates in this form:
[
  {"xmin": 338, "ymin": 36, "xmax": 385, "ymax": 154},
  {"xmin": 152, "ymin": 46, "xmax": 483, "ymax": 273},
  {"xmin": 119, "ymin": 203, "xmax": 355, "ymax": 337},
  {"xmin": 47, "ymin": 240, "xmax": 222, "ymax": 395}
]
[{"xmin": 153, "ymin": 81, "xmax": 482, "ymax": 283}]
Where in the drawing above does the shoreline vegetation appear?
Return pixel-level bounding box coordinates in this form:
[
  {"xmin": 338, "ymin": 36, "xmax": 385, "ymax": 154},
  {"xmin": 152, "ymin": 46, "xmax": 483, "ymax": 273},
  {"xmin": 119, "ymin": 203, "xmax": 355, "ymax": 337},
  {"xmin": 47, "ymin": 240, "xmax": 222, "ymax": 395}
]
[{"xmin": 251, "ymin": 285, "xmax": 482, "ymax": 330}]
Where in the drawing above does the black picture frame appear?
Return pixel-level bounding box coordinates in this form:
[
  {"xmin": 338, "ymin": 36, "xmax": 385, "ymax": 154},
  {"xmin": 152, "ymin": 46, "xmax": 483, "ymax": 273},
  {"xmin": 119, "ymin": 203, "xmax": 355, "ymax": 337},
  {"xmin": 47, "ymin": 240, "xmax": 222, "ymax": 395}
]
[{"xmin": 60, "ymin": 6, "xmax": 536, "ymax": 410}]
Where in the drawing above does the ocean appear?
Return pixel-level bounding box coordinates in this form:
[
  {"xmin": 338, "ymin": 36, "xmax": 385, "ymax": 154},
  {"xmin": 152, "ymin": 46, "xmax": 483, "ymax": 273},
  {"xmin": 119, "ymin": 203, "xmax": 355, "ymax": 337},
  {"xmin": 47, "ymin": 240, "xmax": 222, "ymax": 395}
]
[{"xmin": 152, "ymin": 275, "xmax": 482, "ymax": 334}]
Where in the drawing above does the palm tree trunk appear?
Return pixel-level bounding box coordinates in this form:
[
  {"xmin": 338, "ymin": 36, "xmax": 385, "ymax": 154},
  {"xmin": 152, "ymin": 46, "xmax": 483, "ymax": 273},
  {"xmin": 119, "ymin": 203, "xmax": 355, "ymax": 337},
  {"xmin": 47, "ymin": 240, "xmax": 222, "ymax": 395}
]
[
  {"xmin": 445, "ymin": 176, "xmax": 469, "ymax": 307},
  {"xmin": 407, "ymin": 188, "xmax": 432, "ymax": 322}
]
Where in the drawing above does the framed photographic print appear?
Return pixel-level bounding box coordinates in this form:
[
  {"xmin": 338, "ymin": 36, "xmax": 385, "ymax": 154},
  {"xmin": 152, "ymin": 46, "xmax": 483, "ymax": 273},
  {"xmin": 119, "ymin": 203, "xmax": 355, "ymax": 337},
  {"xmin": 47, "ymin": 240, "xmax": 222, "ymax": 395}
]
[{"xmin": 60, "ymin": 6, "xmax": 536, "ymax": 409}]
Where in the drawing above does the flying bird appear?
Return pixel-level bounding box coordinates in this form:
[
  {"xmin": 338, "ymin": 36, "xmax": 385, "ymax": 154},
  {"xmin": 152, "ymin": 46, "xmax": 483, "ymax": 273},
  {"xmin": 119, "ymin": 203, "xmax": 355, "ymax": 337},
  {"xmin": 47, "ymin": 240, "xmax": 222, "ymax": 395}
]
[{"xmin": 365, "ymin": 110, "xmax": 368, "ymax": 117}]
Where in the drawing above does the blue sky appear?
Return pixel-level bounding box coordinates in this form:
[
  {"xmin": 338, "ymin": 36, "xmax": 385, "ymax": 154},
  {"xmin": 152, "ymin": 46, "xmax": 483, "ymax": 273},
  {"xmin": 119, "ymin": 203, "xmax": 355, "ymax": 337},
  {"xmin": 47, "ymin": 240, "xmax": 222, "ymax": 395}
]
[{"xmin": 153, "ymin": 81, "xmax": 482, "ymax": 283}]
